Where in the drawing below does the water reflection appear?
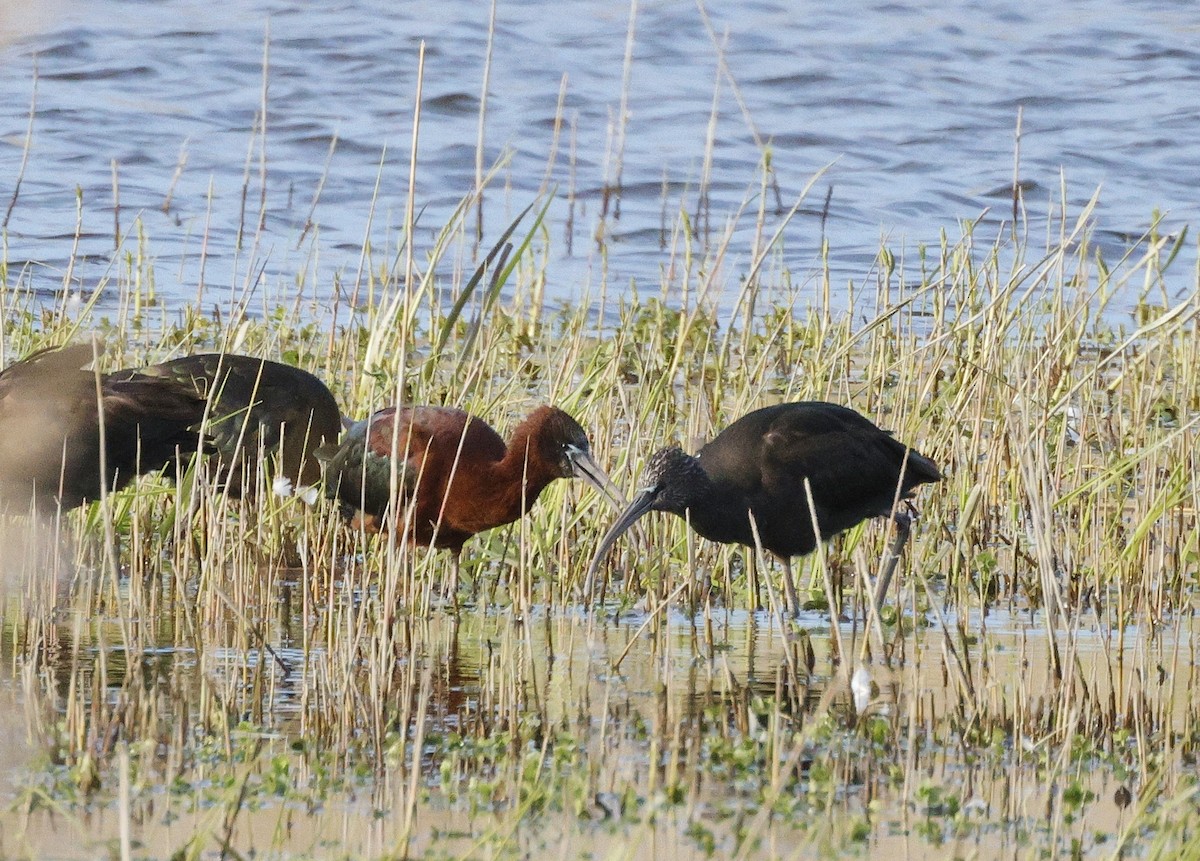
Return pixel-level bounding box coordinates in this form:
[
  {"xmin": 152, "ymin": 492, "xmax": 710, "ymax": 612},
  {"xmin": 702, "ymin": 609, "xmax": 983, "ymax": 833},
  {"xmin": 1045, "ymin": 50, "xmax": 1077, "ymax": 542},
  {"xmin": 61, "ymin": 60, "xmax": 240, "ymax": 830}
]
[
  {"xmin": 2, "ymin": 563, "xmax": 1195, "ymax": 861},
  {"xmin": 6, "ymin": 567, "xmax": 1198, "ymax": 756},
  {"xmin": 8, "ymin": 590, "xmax": 822, "ymax": 735}
]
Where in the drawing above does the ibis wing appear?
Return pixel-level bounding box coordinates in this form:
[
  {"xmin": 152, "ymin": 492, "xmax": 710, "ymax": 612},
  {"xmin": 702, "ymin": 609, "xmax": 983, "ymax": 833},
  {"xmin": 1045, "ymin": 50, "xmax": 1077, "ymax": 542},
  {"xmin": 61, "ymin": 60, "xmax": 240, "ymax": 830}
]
[
  {"xmin": 0, "ymin": 343, "xmax": 206, "ymax": 509},
  {"xmin": 321, "ymin": 408, "xmax": 435, "ymax": 519},
  {"xmin": 120, "ymin": 353, "xmax": 342, "ymax": 491},
  {"xmin": 130, "ymin": 354, "xmax": 340, "ymax": 456},
  {"xmin": 99, "ymin": 375, "xmax": 208, "ymax": 482},
  {"xmin": 0, "ymin": 343, "xmax": 98, "ymax": 384},
  {"xmin": 0, "ymin": 345, "xmax": 101, "ymax": 507},
  {"xmin": 760, "ymin": 416, "xmax": 927, "ymax": 535}
]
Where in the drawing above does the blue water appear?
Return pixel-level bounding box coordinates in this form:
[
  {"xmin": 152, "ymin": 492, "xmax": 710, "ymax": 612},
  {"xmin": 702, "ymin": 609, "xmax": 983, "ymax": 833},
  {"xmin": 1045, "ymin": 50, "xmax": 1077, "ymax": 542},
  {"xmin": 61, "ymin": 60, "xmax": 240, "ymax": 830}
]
[{"xmin": 0, "ymin": 0, "xmax": 1196, "ymax": 319}]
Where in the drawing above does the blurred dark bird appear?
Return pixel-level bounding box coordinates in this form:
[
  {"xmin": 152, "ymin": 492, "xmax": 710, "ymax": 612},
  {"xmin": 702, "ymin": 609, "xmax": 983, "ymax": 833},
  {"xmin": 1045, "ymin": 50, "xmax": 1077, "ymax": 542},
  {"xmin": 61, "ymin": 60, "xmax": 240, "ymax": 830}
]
[
  {"xmin": 0, "ymin": 342, "xmax": 206, "ymax": 512},
  {"xmin": 318, "ymin": 405, "xmax": 623, "ymax": 587},
  {"xmin": 114, "ymin": 353, "xmax": 342, "ymax": 497},
  {"xmin": 586, "ymin": 402, "xmax": 941, "ymax": 612}
]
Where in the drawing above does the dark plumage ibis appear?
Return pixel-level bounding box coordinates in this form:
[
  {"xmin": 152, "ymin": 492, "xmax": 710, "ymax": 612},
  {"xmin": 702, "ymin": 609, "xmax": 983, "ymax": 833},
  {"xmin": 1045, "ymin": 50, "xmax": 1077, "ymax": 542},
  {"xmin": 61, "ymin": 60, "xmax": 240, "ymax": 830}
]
[
  {"xmin": 113, "ymin": 353, "xmax": 342, "ymax": 497},
  {"xmin": 0, "ymin": 342, "xmax": 206, "ymax": 512},
  {"xmin": 318, "ymin": 405, "xmax": 623, "ymax": 587},
  {"xmin": 586, "ymin": 402, "xmax": 941, "ymax": 612}
]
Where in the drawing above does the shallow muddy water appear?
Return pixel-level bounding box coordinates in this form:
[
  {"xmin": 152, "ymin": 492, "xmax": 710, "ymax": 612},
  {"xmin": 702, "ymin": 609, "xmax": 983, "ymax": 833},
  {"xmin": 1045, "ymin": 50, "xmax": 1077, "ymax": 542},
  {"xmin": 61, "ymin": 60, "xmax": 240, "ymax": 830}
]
[
  {"xmin": 0, "ymin": 0, "xmax": 1198, "ymax": 317},
  {"xmin": 1, "ymin": 585, "xmax": 1180, "ymax": 859}
]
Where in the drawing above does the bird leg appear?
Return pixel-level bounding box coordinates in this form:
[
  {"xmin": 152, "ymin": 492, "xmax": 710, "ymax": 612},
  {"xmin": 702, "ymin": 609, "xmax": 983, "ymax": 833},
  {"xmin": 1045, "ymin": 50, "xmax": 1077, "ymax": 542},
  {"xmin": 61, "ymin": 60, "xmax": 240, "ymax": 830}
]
[
  {"xmin": 445, "ymin": 550, "xmax": 462, "ymax": 611},
  {"xmin": 871, "ymin": 506, "xmax": 914, "ymax": 614}
]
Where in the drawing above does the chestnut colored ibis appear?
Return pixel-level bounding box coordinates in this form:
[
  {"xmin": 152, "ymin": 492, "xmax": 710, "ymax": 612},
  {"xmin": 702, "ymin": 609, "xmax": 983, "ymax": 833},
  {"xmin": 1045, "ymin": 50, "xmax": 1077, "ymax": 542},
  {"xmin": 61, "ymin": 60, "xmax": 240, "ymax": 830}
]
[
  {"xmin": 0, "ymin": 343, "xmax": 206, "ymax": 512},
  {"xmin": 114, "ymin": 353, "xmax": 342, "ymax": 497},
  {"xmin": 586, "ymin": 402, "xmax": 941, "ymax": 612},
  {"xmin": 318, "ymin": 405, "xmax": 623, "ymax": 589}
]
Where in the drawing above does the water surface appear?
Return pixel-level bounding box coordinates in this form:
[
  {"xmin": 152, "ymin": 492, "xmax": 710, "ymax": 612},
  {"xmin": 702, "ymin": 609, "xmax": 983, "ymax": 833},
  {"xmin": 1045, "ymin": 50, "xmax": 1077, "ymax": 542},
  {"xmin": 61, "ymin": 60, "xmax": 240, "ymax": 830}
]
[{"xmin": 0, "ymin": 0, "xmax": 1197, "ymax": 316}]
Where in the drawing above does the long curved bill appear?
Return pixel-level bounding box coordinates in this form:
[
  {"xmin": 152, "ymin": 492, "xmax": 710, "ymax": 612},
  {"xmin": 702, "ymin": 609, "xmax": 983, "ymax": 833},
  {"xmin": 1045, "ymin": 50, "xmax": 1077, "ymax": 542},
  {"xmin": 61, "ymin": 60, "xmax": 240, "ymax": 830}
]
[
  {"xmin": 567, "ymin": 448, "xmax": 628, "ymax": 512},
  {"xmin": 582, "ymin": 487, "xmax": 657, "ymax": 599}
]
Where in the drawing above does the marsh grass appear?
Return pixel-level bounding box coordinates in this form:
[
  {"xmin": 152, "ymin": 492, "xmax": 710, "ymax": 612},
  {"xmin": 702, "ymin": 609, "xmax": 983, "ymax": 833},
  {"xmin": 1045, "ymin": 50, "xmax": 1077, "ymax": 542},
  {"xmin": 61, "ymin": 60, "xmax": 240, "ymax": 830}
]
[{"xmin": 2, "ymin": 151, "xmax": 1200, "ymax": 859}]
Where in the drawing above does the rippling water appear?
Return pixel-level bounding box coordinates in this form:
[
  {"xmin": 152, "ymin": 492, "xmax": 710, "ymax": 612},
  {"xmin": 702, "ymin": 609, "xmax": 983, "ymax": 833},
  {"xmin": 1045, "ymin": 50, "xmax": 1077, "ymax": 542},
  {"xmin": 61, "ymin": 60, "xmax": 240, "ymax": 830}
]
[{"xmin": 0, "ymin": 0, "xmax": 1197, "ymax": 316}]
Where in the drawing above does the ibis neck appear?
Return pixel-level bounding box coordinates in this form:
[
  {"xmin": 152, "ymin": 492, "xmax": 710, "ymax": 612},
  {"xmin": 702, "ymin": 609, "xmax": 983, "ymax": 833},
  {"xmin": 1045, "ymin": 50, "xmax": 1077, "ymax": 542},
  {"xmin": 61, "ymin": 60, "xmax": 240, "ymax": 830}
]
[
  {"xmin": 680, "ymin": 489, "xmax": 744, "ymax": 544},
  {"xmin": 500, "ymin": 449, "xmax": 559, "ymax": 498},
  {"xmin": 659, "ymin": 456, "xmax": 719, "ymax": 518},
  {"xmin": 484, "ymin": 421, "xmax": 561, "ymax": 520},
  {"xmin": 668, "ymin": 465, "xmax": 764, "ymax": 549}
]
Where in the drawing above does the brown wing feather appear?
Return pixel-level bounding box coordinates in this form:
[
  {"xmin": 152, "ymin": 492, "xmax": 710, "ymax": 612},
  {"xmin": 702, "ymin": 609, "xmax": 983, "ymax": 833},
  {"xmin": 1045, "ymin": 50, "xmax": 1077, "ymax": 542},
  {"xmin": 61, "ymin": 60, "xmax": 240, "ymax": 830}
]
[{"xmin": 0, "ymin": 343, "xmax": 205, "ymax": 510}]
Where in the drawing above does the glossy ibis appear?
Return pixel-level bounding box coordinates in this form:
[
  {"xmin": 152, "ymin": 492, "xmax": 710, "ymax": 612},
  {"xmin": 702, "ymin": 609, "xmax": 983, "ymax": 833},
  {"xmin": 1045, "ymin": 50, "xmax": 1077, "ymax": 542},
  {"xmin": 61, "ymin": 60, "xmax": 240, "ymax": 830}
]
[
  {"xmin": 113, "ymin": 353, "xmax": 342, "ymax": 497},
  {"xmin": 0, "ymin": 342, "xmax": 206, "ymax": 512},
  {"xmin": 585, "ymin": 402, "xmax": 941, "ymax": 613},
  {"xmin": 318, "ymin": 405, "xmax": 623, "ymax": 593}
]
